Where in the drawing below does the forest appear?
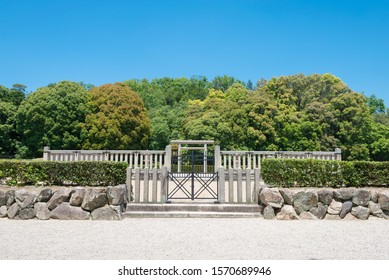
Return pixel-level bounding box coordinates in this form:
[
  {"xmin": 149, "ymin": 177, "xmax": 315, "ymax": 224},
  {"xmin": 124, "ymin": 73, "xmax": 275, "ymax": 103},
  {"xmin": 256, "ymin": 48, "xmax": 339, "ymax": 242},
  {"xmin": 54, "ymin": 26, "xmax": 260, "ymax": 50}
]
[{"xmin": 0, "ymin": 73, "xmax": 388, "ymax": 161}]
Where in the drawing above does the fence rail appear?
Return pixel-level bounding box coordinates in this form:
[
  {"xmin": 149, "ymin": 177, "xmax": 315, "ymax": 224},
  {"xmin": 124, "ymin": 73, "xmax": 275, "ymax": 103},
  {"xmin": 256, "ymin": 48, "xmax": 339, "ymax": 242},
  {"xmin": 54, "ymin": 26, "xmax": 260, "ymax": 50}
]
[
  {"xmin": 219, "ymin": 149, "xmax": 341, "ymax": 170},
  {"xmin": 43, "ymin": 145, "xmax": 341, "ymax": 172},
  {"xmin": 43, "ymin": 147, "xmax": 166, "ymax": 169}
]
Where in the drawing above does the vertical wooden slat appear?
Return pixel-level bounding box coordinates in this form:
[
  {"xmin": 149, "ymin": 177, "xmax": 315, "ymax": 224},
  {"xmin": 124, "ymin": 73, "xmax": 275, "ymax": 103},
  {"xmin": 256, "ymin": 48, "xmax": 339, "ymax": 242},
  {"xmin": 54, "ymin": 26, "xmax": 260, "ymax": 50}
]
[
  {"xmin": 126, "ymin": 168, "xmax": 132, "ymax": 202},
  {"xmin": 218, "ymin": 167, "xmax": 225, "ymax": 203},
  {"xmin": 237, "ymin": 169, "xmax": 243, "ymax": 203},
  {"xmin": 228, "ymin": 169, "xmax": 234, "ymax": 203},
  {"xmin": 254, "ymin": 168, "xmax": 260, "ymax": 204},
  {"xmin": 161, "ymin": 167, "xmax": 168, "ymax": 203},
  {"xmin": 134, "ymin": 168, "xmax": 140, "ymax": 203},
  {"xmin": 246, "ymin": 169, "xmax": 251, "ymax": 203},
  {"xmin": 143, "ymin": 169, "xmax": 149, "ymax": 202},
  {"xmin": 152, "ymin": 168, "xmax": 158, "ymax": 202}
]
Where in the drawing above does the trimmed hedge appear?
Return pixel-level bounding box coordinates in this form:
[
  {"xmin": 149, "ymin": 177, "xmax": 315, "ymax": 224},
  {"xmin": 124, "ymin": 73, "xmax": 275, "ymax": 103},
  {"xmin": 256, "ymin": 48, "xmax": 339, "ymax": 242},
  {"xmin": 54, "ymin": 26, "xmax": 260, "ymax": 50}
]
[
  {"xmin": 0, "ymin": 160, "xmax": 128, "ymax": 186},
  {"xmin": 261, "ymin": 159, "xmax": 389, "ymax": 188}
]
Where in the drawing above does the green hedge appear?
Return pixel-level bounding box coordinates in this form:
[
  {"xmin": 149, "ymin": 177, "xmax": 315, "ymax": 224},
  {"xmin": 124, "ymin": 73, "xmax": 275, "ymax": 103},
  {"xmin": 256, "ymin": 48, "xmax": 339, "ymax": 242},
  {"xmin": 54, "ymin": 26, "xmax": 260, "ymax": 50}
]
[
  {"xmin": 261, "ymin": 159, "xmax": 389, "ymax": 188},
  {"xmin": 0, "ymin": 160, "xmax": 128, "ymax": 186}
]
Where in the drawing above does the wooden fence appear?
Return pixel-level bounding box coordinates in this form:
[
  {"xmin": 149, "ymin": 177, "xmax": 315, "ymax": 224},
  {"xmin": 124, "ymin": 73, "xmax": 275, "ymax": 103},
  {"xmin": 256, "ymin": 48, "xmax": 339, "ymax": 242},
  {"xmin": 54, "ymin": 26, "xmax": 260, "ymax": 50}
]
[
  {"xmin": 43, "ymin": 146, "xmax": 167, "ymax": 169},
  {"xmin": 127, "ymin": 167, "xmax": 261, "ymax": 204}
]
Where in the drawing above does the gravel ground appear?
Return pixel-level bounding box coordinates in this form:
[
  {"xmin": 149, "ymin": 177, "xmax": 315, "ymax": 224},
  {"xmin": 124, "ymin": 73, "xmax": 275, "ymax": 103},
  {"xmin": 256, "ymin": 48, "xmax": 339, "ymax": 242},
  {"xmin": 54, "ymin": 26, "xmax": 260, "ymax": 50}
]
[{"xmin": 0, "ymin": 218, "xmax": 388, "ymax": 260}]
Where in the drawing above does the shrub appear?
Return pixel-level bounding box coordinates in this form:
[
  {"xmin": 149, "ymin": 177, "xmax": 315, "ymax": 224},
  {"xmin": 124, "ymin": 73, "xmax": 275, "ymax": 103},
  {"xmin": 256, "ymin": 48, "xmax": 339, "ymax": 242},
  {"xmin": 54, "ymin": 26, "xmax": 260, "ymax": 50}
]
[
  {"xmin": 0, "ymin": 160, "xmax": 128, "ymax": 186},
  {"xmin": 261, "ymin": 159, "xmax": 388, "ymax": 188}
]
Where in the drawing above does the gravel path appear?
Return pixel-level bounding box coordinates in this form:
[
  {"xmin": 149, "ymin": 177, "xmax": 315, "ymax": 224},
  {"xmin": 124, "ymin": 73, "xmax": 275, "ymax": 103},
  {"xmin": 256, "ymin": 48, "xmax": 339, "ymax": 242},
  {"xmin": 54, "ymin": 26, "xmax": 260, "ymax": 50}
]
[{"xmin": 1, "ymin": 218, "xmax": 388, "ymax": 260}]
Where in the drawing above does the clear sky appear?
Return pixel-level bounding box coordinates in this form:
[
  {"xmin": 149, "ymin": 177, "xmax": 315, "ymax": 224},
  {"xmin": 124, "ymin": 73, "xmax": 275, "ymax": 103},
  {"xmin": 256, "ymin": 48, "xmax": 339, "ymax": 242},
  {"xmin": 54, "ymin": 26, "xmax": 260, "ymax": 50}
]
[{"xmin": 1, "ymin": 0, "xmax": 388, "ymax": 105}]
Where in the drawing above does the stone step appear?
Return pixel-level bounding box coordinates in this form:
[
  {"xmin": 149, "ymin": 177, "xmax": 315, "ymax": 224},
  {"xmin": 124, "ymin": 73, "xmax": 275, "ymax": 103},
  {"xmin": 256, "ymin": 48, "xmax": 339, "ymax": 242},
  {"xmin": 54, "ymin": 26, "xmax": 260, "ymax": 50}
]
[
  {"xmin": 123, "ymin": 211, "xmax": 261, "ymax": 218},
  {"xmin": 126, "ymin": 203, "xmax": 262, "ymax": 213}
]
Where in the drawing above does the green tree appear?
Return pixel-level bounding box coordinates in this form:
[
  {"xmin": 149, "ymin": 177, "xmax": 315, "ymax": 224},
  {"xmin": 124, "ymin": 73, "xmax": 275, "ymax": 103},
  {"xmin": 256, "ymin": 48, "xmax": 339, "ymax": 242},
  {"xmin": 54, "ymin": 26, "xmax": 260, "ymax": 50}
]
[
  {"xmin": 211, "ymin": 75, "xmax": 245, "ymax": 92},
  {"xmin": 16, "ymin": 81, "xmax": 88, "ymax": 158},
  {"xmin": 81, "ymin": 83, "xmax": 150, "ymax": 150}
]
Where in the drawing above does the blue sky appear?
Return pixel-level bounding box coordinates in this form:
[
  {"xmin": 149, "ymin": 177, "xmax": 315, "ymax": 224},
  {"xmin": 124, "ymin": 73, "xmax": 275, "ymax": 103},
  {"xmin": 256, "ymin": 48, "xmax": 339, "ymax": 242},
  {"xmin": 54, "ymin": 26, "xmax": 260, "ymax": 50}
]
[{"xmin": 1, "ymin": 0, "xmax": 388, "ymax": 105}]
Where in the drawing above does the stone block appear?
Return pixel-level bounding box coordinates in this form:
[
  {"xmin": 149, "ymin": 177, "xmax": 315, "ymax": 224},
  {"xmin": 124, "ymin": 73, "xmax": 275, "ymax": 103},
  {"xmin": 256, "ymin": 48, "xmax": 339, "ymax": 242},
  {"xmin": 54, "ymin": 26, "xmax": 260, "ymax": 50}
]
[
  {"xmin": 19, "ymin": 208, "xmax": 36, "ymax": 219},
  {"xmin": 327, "ymin": 200, "xmax": 342, "ymax": 215},
  {"xmin": 339, "ymin": 201, "xmax": 353, "ymax": 219},
  {"xmin": 276, "ymin": 205, "xmax": 299, "ymax": 220},
  {"xmin": 279, "ymin": 189, "xmax": 296, "ymax": 205},
  {"xmin": 263, "ymin": 205, "xmax": 275, "ymax": 220},
  {"xmin": 352, "ymin": 190, "xmax": 370, "ymax": 206},
  {"xmin": 15, "ymin": 190, "xmax": 36, "ymax": 209},
  {"xmin": 351, "ymin": 206, "xmax": 370, "ymax": 220},
  {"xmin": 91, "ymin": 205, "xmax": 121, "ymax": 220},
  {"xmin": 317, "ymin": 189, "xmax": 333, "ymax": 205},
  {"xmin": 69, "ymin": 188, "xmax": 86, "ymax": 206},
  {"xmin": 293, "ymin": 191, "xmax": 318, "ymax": 214},
  {"xmin": 107, "ymin": 184, "xmax": 126, "ymax": 206},
  {"xmin": 37, "ymin": 189, "xmax": 53, "ymax": 202},
  {"xmin": 34, "ymin": 202, "xmax": 51, "ymax": 220},
  {"xmin": 378, "ymin": 190, "xmax": 389, "ymax": 211},
  {"xmin": 51, "ymin": 203, "xmax": 90, "ymax": 220},
  {"xmin": 81, "ymin": 188, "xmax": 108, "ymax": 211},
  {"xmin": 47, "ymin": 187, "xmax": 73, "ymax": 210},
  {"xmin": 259, "ymin": 188, "xmax": 284, "ymax": 209},
  {"xmin": 7, "ymin": 203, "xmax": 20, "ymax": 219}
]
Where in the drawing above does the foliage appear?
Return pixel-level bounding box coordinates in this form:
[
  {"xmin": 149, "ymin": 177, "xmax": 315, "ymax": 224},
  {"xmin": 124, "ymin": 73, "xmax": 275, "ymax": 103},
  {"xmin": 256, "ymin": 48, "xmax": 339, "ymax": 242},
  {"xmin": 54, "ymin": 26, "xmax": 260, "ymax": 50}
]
[
  {"xmin": 0, "ymin": 160, "xmax": 127, "ymax": 186},
  {"xmin": 15, "ymin": 81, "xmax": 89, "ymax": 158},
  {"xmin": 1, "ymin": 73, "xmax": 388, "ymax": 161},
  {"xmin": 81, "ymin": 83, "xmax": 150, "ymax": 150},
  {"xmin": 261, "ymin": 159, "xmax": 389, "ymax": 188}
]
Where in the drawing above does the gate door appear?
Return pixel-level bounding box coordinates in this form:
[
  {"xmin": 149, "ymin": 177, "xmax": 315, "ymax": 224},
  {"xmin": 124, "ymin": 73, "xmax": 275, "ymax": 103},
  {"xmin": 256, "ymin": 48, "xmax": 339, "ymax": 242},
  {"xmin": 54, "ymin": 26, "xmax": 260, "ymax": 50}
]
[{"xmin": 168, "ymin": 145, "xmax": 218, "ymax": 202}]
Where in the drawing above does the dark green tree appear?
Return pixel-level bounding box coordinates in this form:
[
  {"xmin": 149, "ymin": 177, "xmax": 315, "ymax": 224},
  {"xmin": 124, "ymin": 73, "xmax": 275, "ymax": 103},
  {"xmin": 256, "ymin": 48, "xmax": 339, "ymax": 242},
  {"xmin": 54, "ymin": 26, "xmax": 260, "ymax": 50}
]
[
  {"xmin": 15, "ymin": 81, "xmax": 89, "ymax": 158},
  {"xmin": 81, "ymin": 83, "xmax": 150, "ymax": 150}
]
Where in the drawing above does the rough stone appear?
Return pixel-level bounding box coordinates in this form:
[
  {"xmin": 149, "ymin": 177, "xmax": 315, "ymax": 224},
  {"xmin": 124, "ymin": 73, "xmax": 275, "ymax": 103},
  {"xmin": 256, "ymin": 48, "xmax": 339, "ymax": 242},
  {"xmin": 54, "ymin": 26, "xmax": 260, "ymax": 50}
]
[
  {"xmin": 19, "ymin": 208, "xmax": 36, "ymax": 219},
  {"xmin": 339, "ymin": 201, "xmax": 353, "ymax": 219},
  {"xmin": 15, "ymin": 190, "xmax": 37, "ymax": 209},
  {"xmin": 107, "ymin": 185, "xmax": 126, "ymax": 205},
  {"xmin": 317, "ymin": 189, "xmax": 333, "ymax": 205},
  {"xmin": 91, "ymin": 205, "xmax": 121, "ymax": 220},
  {"xmin": 351, "ymin": 206, "xmax": 370, "ymax": 220},
  {"xmin": 279, "ymin": 189, "xmax": 296, "ymax": 205},
  {"xmin": 0, "ymin": 205, "xmax": 7, "ymax": 217},
  {"xmin": 370, "ymin": 190, "xmax": 379, "ymax": 203},
  {"xmin": 309, "ymin": 203, "xmax": 327, "ymax": 219},
  {"xmin": 51, "ymin": 203, "xmax": 90, "ymax": 220},
  {"xmin": 378, "ymin": 190, "xmax": 389, "ymax": 211},
  {"xmin": 0, "ymin": 190, "xmax": 6, "ymax": 207},
  {"xmin": 299, "ymin": 211, "xmax": 318, "ymax": 220},
  {"xmin": 352, "ymin": 190, "xmax": 370, "ymax": 206},
  {"xmin": 69, "ymin": 188, "xmax": 86, "ymax": 206},
  {"xmin": 37, "ymin": 189, "xmax": 53, "ymax": 202},
  {"xmin": 259, "ymin": 188, "xmax": 284, "ymax": 209},
  {"xmin": 333, "ymin": 188, "xmax": 356, "ymax": 200},
  {"xmin": 368, "ymin": 201, "xmax": 385, "ymax": 218},
  {"xmin": 34, "ymin": 202, "xmax": 51, "ymax": 220},
  {"xmin": 81, "ymin": 188, "xmax": 108, "ymax": 211},
  {"xmin": 263, "ymin": 205, "xmax": 276, "ymax": 220},
  {"xmin": 324, "ymin": 214, "xmax": 341, "ymax": 220},
  {"xmin": 293, "ymin": 191, "xmax": 318, "ymax": 214},
  {"xmin": 276, "ymin": 205, "xmax": 299, "ymax": 220},
  {"xmin": 7, "ymin": 203, "xmax": 20, "ymax": 219},
  {"xmin": 343, "ymin": 213, "xmax": 358, "ymax": 220},
  {"xmin": 327, "ymin": 200, "xmax": 343, "ymax": 215},
  {"xmin": 5, "ymin": 190, "xmax": 15, "ymax": 207},
  {"xmin": 47, "ymin": 187, "xmax": 73, "ymax": 210}
]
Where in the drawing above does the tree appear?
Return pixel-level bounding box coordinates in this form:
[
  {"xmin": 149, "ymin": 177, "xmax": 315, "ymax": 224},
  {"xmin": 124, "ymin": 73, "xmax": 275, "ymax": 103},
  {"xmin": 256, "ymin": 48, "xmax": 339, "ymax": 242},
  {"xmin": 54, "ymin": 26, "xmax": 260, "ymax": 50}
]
[
  {"xmin": 211, "ymin": 75, "xmax": 245, "ymax": 92},
  {"xmin": 81, "ymin": 83, "xmax": 150, "ymax": 150},
  {"xmin": 15, "ymin": 81, "xmax": 89, "ymax": 158}
]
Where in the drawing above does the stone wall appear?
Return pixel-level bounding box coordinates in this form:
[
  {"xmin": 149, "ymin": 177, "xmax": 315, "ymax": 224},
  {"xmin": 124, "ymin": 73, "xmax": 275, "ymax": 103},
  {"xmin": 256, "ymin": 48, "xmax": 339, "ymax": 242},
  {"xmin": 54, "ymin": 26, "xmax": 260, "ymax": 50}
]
[
  {"xmin": 0, "ymin": 185, "xmax": 128, "ymax": 220},
  {"xmin": 259, "ymin": 188, "xmax": 389, "ymax": 220}
]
